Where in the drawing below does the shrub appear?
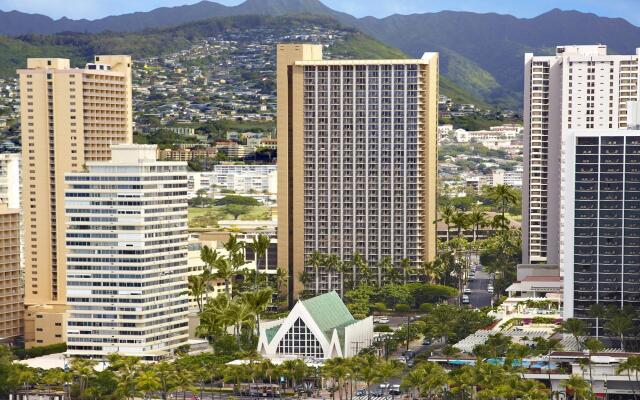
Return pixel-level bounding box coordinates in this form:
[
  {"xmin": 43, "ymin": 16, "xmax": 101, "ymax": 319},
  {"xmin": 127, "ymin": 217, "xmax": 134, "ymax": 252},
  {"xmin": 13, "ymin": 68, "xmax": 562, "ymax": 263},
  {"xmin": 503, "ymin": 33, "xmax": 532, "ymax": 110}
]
[
  {"xmin": 13, "ymin": 343, "xmax": 67, "ymax": 360},
  {"xmin": 419, "ymin": 303, "xmax": 432, "ymax": 312},
  {"xmin": 374, "ymin": 325, "xmax": 393, "ymax": 332},
  {"xmin": 395, "ymin": 303, "xmax": 411, "ymax": 312},
  {"xmin": 371, "ymin": 302, "xmax": 387, "ymax": 312}
]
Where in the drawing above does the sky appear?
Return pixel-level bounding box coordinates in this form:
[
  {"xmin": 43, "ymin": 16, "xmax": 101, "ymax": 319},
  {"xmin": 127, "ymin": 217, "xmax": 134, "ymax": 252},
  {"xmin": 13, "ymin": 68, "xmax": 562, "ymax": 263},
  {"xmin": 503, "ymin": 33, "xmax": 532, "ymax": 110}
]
[{"xmin": 1, "ymin": 0, "xmax": 640, "ymax": 25}]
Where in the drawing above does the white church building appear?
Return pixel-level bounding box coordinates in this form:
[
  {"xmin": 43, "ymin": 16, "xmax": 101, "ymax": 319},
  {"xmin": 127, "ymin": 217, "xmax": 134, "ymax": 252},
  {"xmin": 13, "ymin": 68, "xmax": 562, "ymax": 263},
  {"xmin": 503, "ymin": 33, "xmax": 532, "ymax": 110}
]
[{"xmin": 257, "ymin": 292, "xmax": 374, "ymax": 360}]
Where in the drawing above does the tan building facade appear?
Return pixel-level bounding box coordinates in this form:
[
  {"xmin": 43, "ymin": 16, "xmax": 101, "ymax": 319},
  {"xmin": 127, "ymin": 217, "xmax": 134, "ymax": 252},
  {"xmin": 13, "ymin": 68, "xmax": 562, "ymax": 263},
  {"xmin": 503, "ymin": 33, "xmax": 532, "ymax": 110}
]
[
  {"xmin": 276, "ymin": 44, "xmax": 439, "ymax": 304},
  {"xmin": 0, "ymin": 206, "xmax": 22, "ymax": 343},
  {"xmin": 18, "ymin": 55, "xmax": 132, "ymax": 348}
]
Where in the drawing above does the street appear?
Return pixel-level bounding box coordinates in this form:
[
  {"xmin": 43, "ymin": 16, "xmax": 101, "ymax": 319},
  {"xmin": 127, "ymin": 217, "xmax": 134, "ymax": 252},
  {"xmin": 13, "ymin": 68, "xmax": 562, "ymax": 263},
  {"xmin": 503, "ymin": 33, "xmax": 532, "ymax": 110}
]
[{"xmin": 467, "ymin": 265, "xmax": 493, "ymax": 308}]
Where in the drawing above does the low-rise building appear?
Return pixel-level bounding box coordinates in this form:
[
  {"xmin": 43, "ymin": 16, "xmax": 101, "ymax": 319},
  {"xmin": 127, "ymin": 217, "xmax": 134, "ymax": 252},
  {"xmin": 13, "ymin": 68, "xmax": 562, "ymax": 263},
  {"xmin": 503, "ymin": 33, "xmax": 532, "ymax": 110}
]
[{"xmin": 257, "ymin": 292, "xmax": 373, "ymax": 360}]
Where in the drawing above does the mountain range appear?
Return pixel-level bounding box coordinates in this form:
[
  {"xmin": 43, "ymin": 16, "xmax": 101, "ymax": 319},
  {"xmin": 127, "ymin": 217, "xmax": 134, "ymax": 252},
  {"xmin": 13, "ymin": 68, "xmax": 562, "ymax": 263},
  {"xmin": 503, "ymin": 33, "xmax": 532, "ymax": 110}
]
[{"xmin": 2, "ymin": 0, "xmax": 640, "ymax": 108}]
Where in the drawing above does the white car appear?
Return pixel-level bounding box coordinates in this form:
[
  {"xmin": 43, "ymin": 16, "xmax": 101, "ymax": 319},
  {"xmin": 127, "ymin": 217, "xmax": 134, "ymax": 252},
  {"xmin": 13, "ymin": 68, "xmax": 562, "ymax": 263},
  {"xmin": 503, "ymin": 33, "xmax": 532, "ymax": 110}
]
[
  {"xmin": 378, "ymin": 316, "xmax": 389, "ymax": 324},
  {"xmin": 463, "ymin": 287, "xmax": 471, "ymax": 294},
  {"xmin": 462, "ymin": 295, "xmax": 470, "ymax": 304},
  {"xmin": 487, "ymin": 285, "xmax": 494, "ymax": 294}
]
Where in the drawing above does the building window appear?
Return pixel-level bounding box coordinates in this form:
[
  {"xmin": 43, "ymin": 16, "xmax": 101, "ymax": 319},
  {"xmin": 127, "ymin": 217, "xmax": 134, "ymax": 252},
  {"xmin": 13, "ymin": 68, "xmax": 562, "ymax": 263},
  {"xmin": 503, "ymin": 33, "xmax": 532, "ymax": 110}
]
[{"xmin": 276, "ymin": 318, "xmax": 324, "ymax": 358}]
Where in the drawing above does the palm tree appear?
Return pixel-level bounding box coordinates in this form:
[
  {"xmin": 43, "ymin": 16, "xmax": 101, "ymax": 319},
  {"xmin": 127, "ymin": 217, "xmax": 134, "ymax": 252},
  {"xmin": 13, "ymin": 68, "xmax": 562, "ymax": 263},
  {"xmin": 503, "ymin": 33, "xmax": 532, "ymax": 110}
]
[
  {"xmin": 351, "ymin": 251, "xmax": 368, "ymax": 287},
  {"xmin": 189, "ymin": 274, "xmax": 207, "ymax": 313},
  {"xmin": 451, "ymin": 210, "xmax": 469, "ymax": 237},
  {"xmin": 308, "ymin": 251, "xmax": 324, "ymax": 295},
  {"xmin": 605, "ymin": 313, "xmax": 634, "ymax": 352},
  {"xmin": 251, "ymin": 234, "xmax": 271, "ymax": 289},
  {"xmin": 280, "ymin": 359, "xmax": 308, "ymax": 390},
  {"xmin": 242, "ymin": 287, "xmax": 273, "ymax": 335},
  {"xmin": 399, "ymin": 257, "xmax": 412, "ymax": 285},
  {"xmin": 617, "ymin": 355, "xmax": 640, "ymax": 400},
  {"xmin": 466, "ymin": 207, "xmax": 487, "ymax": 242},
  {"xmin": 586, "ymin": 303, "xmax": 607, "ymax": 340},
  {"xmin": 401, "ymin": 367, "xmax": 426, "ymax": 399},
  {"xmin": 583, "ymin": 338, "xmax": 605, "ymax": 391},
  {"xmin": 377, "ymin": 256, "xmax": 392, "ymax": 288},
  {"xmin": 228, "ymin": 300, "xmax": 256, "ymax": 349},
  {"xmin": 323, "ymin": 357, "xmax": 351, "ymax": 400},
  {"xmin": 197, "ymin": 293, "xmax": 233, "ymax": 340},
  {"xmin": 558, "ymin": 318, "xmax": 586, "ymax": 350},
  {"xmin": 485, "ymin": 184, "xmax": 518, "ymax": 228},
  {"xmin": 561, "ymin": 375, "xmax": 593, "ymax": 400},
  {"xmin": 215, "ymin": 257, "xmax": 235, "ymax": 296},
  {"xmin": 109, "ymin": 354, "xmax": 141, "ymax": 400},
  {"xmin": 324, "ymin": 254, "xmax": 341, "ymax": 294},
  {"xmin": 438, "ymin": 204, "xmax": 456, "ymax": 242},
  {"xmin": 352, "ymin": 354, "xmax": 383, "ymax": 400},
  {"xmin": 70, "ymin": 358, "xmax": 98, "ymax": 395},
  {"xmin": 200, "ymin": 245, "xmax": 221, "ymax": 301},
  {"xmin": 420, "ymin": 260, "xmax": 441, "ymax": 284},
  {"xmin": 153, "ymin": 361, "xmax": 178, "ymax": 400},
  {"xmin": 136, "ymin": 367, "xmax": 161, "ymax": 400},
  {"xmin": 224, "ymin": 234, "xmax": 244, "ymax": 255}
]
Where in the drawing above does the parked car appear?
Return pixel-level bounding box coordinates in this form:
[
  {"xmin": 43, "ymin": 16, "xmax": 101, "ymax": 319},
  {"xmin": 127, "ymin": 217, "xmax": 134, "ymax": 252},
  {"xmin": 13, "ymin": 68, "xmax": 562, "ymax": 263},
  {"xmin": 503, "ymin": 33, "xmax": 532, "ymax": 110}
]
[
  {"xmin": 422, "ymin": 338, "xmax": 431, "ymax": 346},
  {"xmin": 378, "ymin": 316, "xmax": 389, "ymax": 324},
  {"xmin": 389, "ymin": 385, "xmax": 402, "ymax": 395},
  {"xmin": 356, "ymin": 389, "xmax": 367, "ymax": 396},
  {"xmin": 463, "ymin": 287, "xmax": 471, "ymax": 294},
  {"xmin": 487, "ymin": 285, "xmax": 494, "ymax": 294},
  {"xmin": 462, "ymin": 295, "xmax": 470, "ymax": 304}
]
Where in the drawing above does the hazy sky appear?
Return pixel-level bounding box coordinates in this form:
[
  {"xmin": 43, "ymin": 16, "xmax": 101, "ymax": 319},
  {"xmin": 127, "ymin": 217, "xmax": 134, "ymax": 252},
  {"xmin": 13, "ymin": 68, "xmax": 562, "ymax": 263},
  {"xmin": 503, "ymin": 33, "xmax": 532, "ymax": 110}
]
[{"xmin": 2, "ymin": 0, "xmax": 640, "ymax": 25}]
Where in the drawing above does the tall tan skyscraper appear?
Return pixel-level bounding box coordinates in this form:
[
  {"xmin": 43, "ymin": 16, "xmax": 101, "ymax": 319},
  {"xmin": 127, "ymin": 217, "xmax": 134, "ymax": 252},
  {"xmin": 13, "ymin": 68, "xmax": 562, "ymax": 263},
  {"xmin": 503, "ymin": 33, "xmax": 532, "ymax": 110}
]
[
  {"xmin": 18, "ymin": 55, "xmax": 132, "ymax": 348},
  {"xmin": 276, "ymin": 44, "xmax": 438, "ymax": 304},
  {"xmin": 0, "ymin": 205, "xmax": 22, "ymax": 343}
]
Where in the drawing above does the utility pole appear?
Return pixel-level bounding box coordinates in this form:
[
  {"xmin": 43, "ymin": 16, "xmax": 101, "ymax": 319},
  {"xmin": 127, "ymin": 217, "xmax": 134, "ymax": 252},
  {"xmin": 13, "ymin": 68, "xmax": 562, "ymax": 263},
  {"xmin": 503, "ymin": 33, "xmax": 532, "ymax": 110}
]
[{"xmin": 406, "ymin": 316, "xmax": 410, "ymax": 352}]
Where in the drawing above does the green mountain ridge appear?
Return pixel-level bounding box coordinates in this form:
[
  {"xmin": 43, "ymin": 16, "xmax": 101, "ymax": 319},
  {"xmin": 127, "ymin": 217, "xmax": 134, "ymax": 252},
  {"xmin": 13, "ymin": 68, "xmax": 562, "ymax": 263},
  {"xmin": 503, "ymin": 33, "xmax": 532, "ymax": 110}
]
[{"xmin": 0, "ymin": 15, "xmax": 484, "ymax": 107}]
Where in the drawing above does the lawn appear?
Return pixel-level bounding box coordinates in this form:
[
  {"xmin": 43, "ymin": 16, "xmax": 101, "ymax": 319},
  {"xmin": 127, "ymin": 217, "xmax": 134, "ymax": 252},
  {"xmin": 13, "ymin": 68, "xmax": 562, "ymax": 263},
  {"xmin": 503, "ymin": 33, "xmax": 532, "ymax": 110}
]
[{"xmin": 188, "ymin": 206, "xmax": 272, "ymax": 228}]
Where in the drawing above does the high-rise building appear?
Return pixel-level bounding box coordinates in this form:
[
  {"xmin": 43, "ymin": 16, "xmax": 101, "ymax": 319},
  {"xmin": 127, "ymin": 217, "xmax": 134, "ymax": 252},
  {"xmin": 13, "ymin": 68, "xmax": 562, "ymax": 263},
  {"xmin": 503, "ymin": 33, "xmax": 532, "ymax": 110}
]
[
  {"xmin": 523, "ymin": 45, "xmax": 640, "ymax": 265},
  {"xmin": 18, "ymin": 55, "xmax": 132, "ymax": 348},
  {"xmin": 561, "ymin": 128, "xmax": 640, "ymax": 335},
  {"xmin": 65, "ymin": 144, "xmax": 189, "ymax": 360},
  {"xmin": 0, "ymin": 153, "xmax": 21, "ymax": 209},
  {"xmin": 276, "ymin": 44, "xmax": 439, "ymax": 303},
  {"xmin": 0, "ymin": 205, "xmax": 22, "ymax": 343}
]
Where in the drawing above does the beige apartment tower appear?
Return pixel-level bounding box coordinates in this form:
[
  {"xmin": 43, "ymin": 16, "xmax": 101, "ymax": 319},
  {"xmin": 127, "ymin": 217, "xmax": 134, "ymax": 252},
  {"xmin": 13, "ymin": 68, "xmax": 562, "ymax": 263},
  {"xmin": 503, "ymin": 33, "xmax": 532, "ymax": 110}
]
[
  {"xmin": 277, "ymin": 44, "xmax": 438, "ymax": 304},
  {"xmin": 18, "ymin": 55, "xmax": 132, "ymax": 347},
  {"xmin": 0, "ymin": 206, "xmax": 22, "ymax": 343}
]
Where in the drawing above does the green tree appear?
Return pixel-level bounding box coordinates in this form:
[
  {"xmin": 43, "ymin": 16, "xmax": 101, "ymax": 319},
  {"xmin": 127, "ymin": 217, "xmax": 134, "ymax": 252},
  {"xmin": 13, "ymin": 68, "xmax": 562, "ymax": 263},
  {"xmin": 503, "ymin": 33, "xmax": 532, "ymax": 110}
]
[
  {"xmin": 242, "ymin": 287, "xmax": 273, "ymax": 336},
  {"xmin": 561, "ymin": 375, "xmax": 594, "ymax": 400},
  {"xmin": 558, "ymin": 318, "xmax": 586, "ymax": 350},
  {"xmin": 605, "ymin": 313, "xmax": 634, "ymax": 352},
  {"xmin": 189, "ymin": 274, "xmax": 207, "ymax": 313},
  {"xmin": 307, "ymin": 251, "xmax": 324, "ymax": 295},
  {"xmin": 617, "ymin": 355, "xmax": 640, "ymax": 400},
  {"xmin": 250, "ymin": 234, "xmax": 271, "ymax": 289},
  {"xmin": 438, "ymin": 204, "xmax": 456, "ymax": 242}
]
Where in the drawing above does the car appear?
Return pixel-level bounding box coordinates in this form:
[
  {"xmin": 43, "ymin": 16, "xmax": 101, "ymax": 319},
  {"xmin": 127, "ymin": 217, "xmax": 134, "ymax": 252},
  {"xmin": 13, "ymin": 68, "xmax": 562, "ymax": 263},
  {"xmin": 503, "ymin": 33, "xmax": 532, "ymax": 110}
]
[
  {"xmin": 396, "ymin": 356, "xmax": 407, "ymax": 364},
  {"xmin": 422, "ymin": 338, "xmax": 431, "ymax": 346},
  {"xmin": 371, "ymin": 390, "xmax": 384, "ymax": 397},
  {"xmin": 356, "ymin": 389, "xmax": 367, "ymax": 396},
  {"xmin": 487, "ymin": 285, "xmax": 494, "ymax": 294},
  {"xmin": 389, "ymin": 385, "xmax": 402, "ymax": 396},
  {"xmin": 378, "ymin": 316, "xmax": 389, "ymax": 324},
  {"xmin": 462, "ymin": 295, "xmax": 470, "ymax": 304},
  {"xmin": 463, "ymin": 287, "xmax": 471, "ymax": 294}
]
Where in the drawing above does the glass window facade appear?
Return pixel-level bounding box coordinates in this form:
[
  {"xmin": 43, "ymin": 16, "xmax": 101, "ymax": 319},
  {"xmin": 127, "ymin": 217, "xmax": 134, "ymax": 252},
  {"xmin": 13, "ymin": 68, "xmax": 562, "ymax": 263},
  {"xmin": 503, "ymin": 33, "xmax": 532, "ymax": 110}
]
[
  {"xmin": 276, "ymin": 317, "xmax": 324, "ymax": 358},
  {"xmin": 573, "ymin": 135, "xmax": 640, "ymax": 332}
]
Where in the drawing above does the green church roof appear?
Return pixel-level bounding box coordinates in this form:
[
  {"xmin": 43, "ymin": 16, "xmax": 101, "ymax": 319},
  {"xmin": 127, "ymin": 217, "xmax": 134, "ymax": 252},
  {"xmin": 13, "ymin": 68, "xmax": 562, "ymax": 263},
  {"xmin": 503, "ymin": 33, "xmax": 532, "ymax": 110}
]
[
  {"xmin": 264, "ymin": 291, "xmax": 359, "ymax": 351},
  {"xmin": 302, "ymin": 291, "xmax": 356, "ymax": 337}
]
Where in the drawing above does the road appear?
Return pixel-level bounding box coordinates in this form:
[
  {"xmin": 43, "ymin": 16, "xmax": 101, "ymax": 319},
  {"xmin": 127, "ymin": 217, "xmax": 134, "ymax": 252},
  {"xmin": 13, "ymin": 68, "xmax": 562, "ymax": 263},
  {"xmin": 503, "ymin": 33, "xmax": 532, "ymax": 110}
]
[{"xmin": 467, "ymin": 265, "xmax": 493, "ymax": 308}]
